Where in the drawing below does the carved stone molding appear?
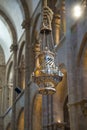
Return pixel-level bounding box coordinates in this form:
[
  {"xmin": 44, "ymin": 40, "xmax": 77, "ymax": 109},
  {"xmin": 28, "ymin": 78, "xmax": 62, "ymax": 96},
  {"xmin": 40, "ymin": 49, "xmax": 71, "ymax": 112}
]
[
  {"xmin": 10, "ymin": 44, "xmax": 18, "ymax": 52},
  {"xmin": 22, "ymin": 19, "xmax": 31, "ymax": 29},
  {"xmin": 40, "ymin": 1, "xmax": 54, "ymax": 33}
]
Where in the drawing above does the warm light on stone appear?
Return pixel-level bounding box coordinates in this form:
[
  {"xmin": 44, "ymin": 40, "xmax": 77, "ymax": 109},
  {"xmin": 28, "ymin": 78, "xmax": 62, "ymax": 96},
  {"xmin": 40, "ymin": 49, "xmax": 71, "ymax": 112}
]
[{"xmin": 58, "ymin": 119, "xmax": 61, "ymax": 123}]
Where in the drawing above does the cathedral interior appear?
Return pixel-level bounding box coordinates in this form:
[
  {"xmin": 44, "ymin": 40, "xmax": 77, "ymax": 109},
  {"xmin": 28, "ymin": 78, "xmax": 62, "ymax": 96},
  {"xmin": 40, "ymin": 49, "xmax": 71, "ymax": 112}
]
[{"xmin": 0, "ymin": 0, "xmax": 87, "ymax": 130}]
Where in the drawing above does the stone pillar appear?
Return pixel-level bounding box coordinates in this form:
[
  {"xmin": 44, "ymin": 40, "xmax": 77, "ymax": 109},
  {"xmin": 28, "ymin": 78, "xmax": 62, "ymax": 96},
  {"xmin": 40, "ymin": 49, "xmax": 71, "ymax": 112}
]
[
  {"xmin": 0, "ymin": 117, "xmax": 3, "ymax": 130},
  {"xmin": 0, "ymin": 88, "xmax": 3, "ymax": 115},
  {"xmin": 53, "ymin": 14, "xmax": 60, "ymax": 45},
  {"xmin": 67, "ymin": 29, "xmax": 79, "ymax": 130},
  {"xmin": 3, "ymin": 85, "xmax": 9, "ymax": 112},
  {"xmin": 22, "ymin": 19, "xmax": 34, "ymax": 130},
  {"xmin": 10, "ymin": 43, "xmax": 18, "ymax": 130}
]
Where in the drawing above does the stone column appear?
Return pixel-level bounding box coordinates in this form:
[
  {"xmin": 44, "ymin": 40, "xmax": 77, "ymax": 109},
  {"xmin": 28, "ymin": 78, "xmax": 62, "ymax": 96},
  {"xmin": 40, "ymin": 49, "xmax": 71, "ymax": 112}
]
[
  {"xmin": 10, "ymin": 43, "xmax": 18, "ymax": 130},
  {"xmin": 0, "ymin": 87, "xmax": 3, "ymax": 115},
  {"xmin": 67, "ymin": 29, "xmax": 79, "ymax": 130},
  {"xmin": 22, "ymin": 19, "xmax": 34, "ymax": 130},
  {"xmin": 53, "ymin": 14, "xmax": 60, "ymax": 45}
]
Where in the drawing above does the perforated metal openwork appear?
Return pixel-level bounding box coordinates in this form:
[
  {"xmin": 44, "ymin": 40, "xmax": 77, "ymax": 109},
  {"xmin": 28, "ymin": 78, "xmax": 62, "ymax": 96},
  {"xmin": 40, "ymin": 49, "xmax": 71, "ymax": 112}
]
[{"xmin": 32, "ymin": 0, "xmax": 63, "ymax": 95}]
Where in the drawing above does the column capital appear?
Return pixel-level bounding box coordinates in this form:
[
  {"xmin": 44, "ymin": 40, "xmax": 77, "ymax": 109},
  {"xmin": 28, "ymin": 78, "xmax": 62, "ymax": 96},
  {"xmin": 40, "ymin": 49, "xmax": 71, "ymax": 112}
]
[
  {"xmin": 22, "ymin": 19, "xmax": 31, "ymax": 29},
  {"xmin": 10, "ymin": 43, "xmax": 18, "ymax": 52}
]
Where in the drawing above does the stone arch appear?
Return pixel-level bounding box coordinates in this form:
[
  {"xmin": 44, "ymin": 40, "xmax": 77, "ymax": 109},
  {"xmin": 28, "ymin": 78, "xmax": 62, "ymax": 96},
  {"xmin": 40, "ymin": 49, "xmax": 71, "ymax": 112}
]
[
  {"xmin": 80, "ymin": 40, "xmax": 87, "ymax": 97},
  {"xmin": 24, "ymin": 83, "xmax": 41, "ymax": 130},
  {"xmin": 77, "ymin": 32, "xmax": 87, "ymax": 66},
  {"xmin": 32, "ymin": 93, "xmax": 42, "ymax": 130},
  {"xmin": 81, "ymin": 44, "xmax": 87, "ymax": 70},
  {"xmin": 17, "ymin": 108, "xmax": 24, "ymax": 130},
  {"xmin": 0, "ymin": 8, "xmax": 17, "ymax": 43},
  {"xmin": 19, "ymin": 0, "xmax": 30, "ymax": 19},
  {"xmin": 6, "ymin": 123, "xmax": 11, "ymax": 130}
]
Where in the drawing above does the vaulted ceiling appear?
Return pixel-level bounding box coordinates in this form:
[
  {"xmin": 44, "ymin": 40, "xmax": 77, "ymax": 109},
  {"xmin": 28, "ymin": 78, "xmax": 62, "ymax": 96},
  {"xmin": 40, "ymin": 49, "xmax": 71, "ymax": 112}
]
[{"xmin": 0, "ymin": 0, "xmax": 40, "ymax": 62}]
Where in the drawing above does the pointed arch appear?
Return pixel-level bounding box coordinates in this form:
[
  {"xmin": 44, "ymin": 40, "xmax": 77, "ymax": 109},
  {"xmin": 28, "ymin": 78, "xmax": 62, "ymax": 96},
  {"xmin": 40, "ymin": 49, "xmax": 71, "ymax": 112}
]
[
  {"xmin": 19, "ymin": 0, "xmax": 30, "ymax": 19},
  {"xmin": 32, "ymin": 94, "xmax": 42, "ymax": 130},
  {"xmin": 77, "ymin": 32, "xmax": 87, "ymax": 66},
  {"xmin": 0, "ymin": 8, "xmax": 17, "ymax": 43},
  {"xmin": 17, "ymin": 107, "xmax": 24, "ymax": 130}
]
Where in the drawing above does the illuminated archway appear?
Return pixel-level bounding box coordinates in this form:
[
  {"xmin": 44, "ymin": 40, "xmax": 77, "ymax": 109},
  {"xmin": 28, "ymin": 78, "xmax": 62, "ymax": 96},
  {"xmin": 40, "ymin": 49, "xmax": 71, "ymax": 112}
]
[
  {"xmin": 32, "ymin": 94, "xmax": 42, "ymax": 130},
  {"xmin": 6, "ymin": 123, "xmax": 11, "ymax": 130},
  {"xmin": 17, "ymin": 108, "xmax": 24, "ymax": 130},
  {"xmin": 81, "ymin": 41, "xmax": 87, "ymax": 97}
]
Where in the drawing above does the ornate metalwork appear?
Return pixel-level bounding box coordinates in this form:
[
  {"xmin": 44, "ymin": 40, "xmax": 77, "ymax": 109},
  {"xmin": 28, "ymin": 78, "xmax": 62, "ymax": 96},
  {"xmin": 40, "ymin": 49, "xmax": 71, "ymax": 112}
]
[
  {"xmin": 32, "ymin": 0, "xmax": 63, "ymax": 95},
  {"xmin": 40, "ymin": 6, "xmax": 53, "ymax": 34},
  {"xmin": 32, "ymin": 48, "xmax": 63, "ymax": 94}
]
